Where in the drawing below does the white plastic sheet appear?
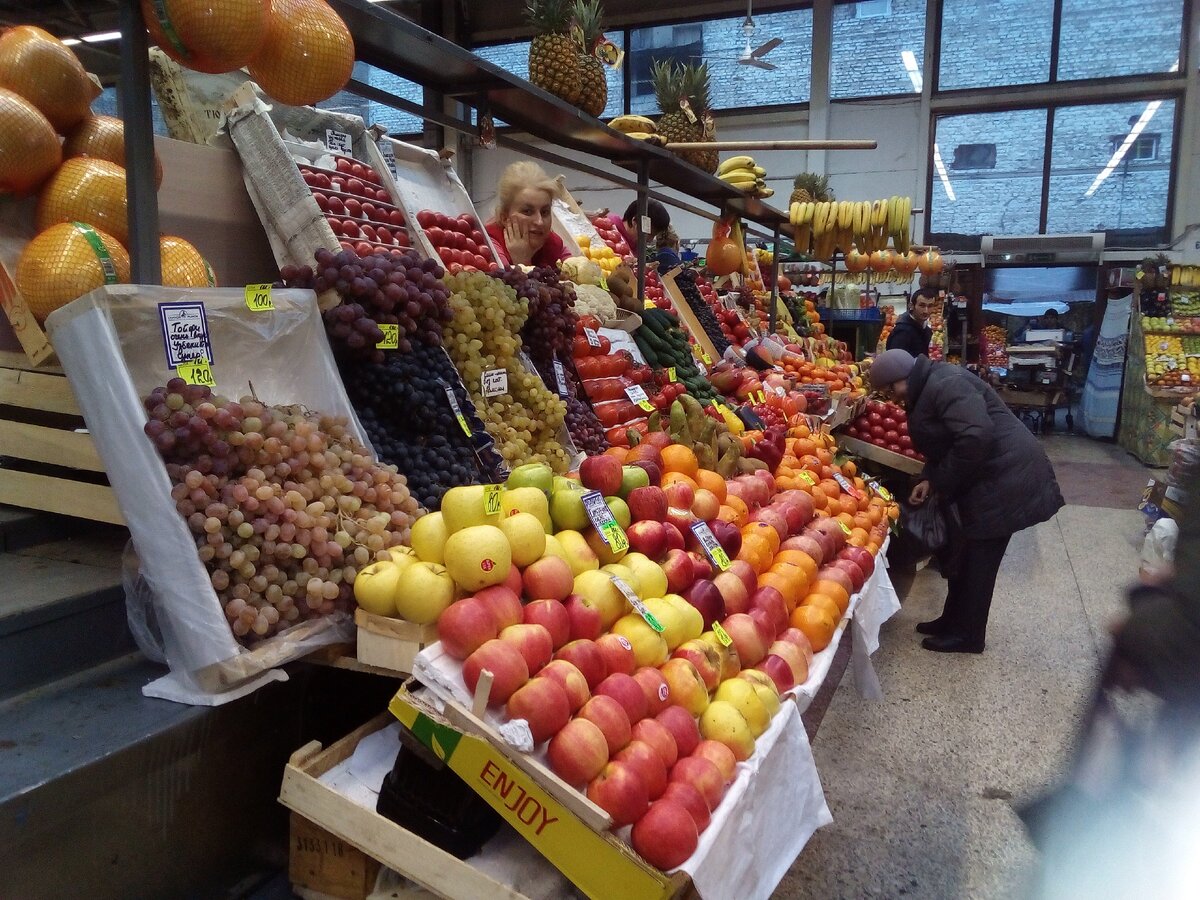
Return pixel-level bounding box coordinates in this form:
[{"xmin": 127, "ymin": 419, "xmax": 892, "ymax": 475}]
[{"xmin": 46, "ymin": 285, "xmax": 361, "ymax": 702}]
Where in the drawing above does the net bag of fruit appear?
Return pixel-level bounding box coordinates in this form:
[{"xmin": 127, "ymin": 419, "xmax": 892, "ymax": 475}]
[{"xmin": 46, "ymin": 285, "xmax": 390, "ymax": 704}]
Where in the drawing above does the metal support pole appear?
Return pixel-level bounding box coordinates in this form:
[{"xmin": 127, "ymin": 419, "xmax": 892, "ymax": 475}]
[
  {"xmin": 636, "ymin": 160, "xmax": 648, "ymax": 302},
  {"xmin": 769, "ymin": 225, "xmax": 780, "ymax": 335},
  {"xmin": 119, "ymin": 0, "xmax": 160, "ymax": 284}
]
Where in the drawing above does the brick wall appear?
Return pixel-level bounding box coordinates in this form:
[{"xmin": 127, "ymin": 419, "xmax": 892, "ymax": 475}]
[{"xmin": 831, "ymin": 0, "xmax": 927, "ymax": 98}]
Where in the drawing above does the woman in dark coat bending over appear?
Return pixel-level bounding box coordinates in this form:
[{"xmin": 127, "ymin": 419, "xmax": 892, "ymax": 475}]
[{"xmin": 870, "ymin": 349, "xmax": 1065, "ymax": 653}]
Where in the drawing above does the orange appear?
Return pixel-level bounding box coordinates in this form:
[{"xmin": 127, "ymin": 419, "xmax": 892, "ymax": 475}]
[
  {"xmin": 800, "ymin": 593, "xmax": 842, "ymax": 622},
  {"xmin": 604, "ymin": 446, "xmax": 629, "ymax": 463},
  {"xmin": 837, "ymin": 495, "xmax": 858, "ymax": 516},
  {"xmin": 773, "ymin": 549, "xmax": 818, "ymax": 582},
  {"xmin": 853, "ymin": 512, "xmax": 873, "ymax": 531},
  {"xmin": 842, "ymin": 460, "xmax": 857, "ymax": 478},
  {"xmin": 767, "ymin": 562, "xmax": 810, "ymax": 608},
  {"xmin": 661, "ymin": 445, "xmax": 699, "ymax": 479},
  {"xmin": 836, "ymin": 512, "xmax": 856, "ymax": 531},
  {"xmin": 724, "ymin": 494, "xmax": 750, "ymax": 526},
  {"xmin": 810, "ymin": 579, "xmax": 851, "ymax": 614},
  {"xmin": 742, "ymin": 521, "xmax": 781, "ymax": 555},
  {"xmin": 809, "ymin": 489, "xmax": 828, "ymax": 512},
  {"xmin": 793, "ymin": 438, "xmax": 817, "ymax": 457},
  {"xmin": 849, "ymin": 528, "xmax": 870, "ymax": 548},
  {"xmin": 662, "ymin": 471, "xmax": 699, "ymax": 494},
  {"xmin": 816, "ymin": 448, "xmax": 833, "ymax": 467},
  {"xmin": 694, "ymin": 469, "xmax": 727, "ymax": 503},
  {"xmin": 758, "ymin": 570, "xmax": 802, "ymax": 610},
  {"xmin": 739, "ymin": 533, "xmax": 774, "ymax": 574},
  {"xmin": 717, "ymin": 504, "xmax": 741, "ymax": 525},
  {"xmin": 866, "ymin": 540, "xmax": 881, "ymax": 556},
  {"xmin": 790, "ymin": 605, "xmax": 837, "ymax": 652}
]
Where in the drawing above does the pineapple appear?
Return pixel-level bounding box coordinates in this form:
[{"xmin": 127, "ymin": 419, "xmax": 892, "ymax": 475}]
[
  {"xmin": 651, "ymin": 60, "xmax": 718, "ymax": 173},
  {"xmin": 572, "ymin": 0, "xmax": 607, "ymax": 117},
  {"xmin": 526, "ymin": 0, "xmax": 582, "ymax": 106},
  {"xmin": 790, "ymin": 172, "xmax": 834, "ymax": 206}
]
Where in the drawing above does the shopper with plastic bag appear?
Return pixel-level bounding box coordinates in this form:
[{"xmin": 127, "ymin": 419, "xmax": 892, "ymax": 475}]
[{"xmin": 870, "ymin": 348, "xmax": 1064, "ymax": 654}]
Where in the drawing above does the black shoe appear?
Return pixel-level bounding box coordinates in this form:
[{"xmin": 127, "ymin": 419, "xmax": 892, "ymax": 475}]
[
  {"xmin": 915, "ymin": 618, "xmax": 950, "ymax": 635},
  {"xmin": 921, "ymin": 634, "xmax": 985, "ymax": 654}
]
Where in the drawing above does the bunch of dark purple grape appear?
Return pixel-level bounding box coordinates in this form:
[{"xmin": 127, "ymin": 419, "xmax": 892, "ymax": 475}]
[
  {"xmin": 675, "ymin": 268, "xmax": 731, "ymax": 356},
  {"xmin": 497, "ymin": 267, "xmax": 578, "ymax": 368},
  {"xmin": 279, "ymin": 248, "xmax": 452, "ymax": 361}
]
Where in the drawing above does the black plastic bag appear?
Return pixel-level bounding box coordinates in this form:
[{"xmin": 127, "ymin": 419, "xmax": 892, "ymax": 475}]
[{"xmin": 900, "ymin": 499, "xmax": 957, "ymax": 553}]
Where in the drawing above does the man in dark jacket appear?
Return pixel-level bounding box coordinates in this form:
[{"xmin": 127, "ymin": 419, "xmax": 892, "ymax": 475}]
[
  {"xmin": 886, "ymin": 289, "xmax": 936, "ymax": 357},
  {"xmin": 871, "ymin": 349, "xmax": 1065, "ymax": 653}
]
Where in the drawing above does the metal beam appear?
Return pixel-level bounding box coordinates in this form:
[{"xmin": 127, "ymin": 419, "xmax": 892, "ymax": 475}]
[{"xmin": 118, "ymin": 0, "xmax": 159, "ymax": 284}]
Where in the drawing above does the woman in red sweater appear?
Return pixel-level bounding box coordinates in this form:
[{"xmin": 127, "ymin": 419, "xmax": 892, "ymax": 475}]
[{"xmin": 485, "ymin": 161, "xmax": 572, "ymax": 268}]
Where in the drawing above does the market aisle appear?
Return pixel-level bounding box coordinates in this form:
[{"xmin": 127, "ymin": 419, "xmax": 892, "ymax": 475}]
[{"xmin": 777, "ymin": 437, "xmax": 1149, "ymax": 899}]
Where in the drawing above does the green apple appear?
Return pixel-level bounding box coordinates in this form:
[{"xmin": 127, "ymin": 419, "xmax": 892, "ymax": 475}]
[
  {"xmin": 605, "ymin": 496, "xmax": 631, "ymax": 530},
  {"xmin": 550, "ymin": 488, "xmax": 590, "ymax": 532},
  {"xmin": 500, "ymin": 486, "xmax": 552, "ymax": 533},
  {"xmin": 553, "ymin": 475, "xmax": 583, "ymax": 494},
  {"xmin": 394, "ymin": 561, "xmax": 457, "ymax": 624},
  {"xmin": 618, "ymin": 465, "xmax": 650, "ymax": 499},
  {"xmin": 440, "ymin": 485, "xmax": 499, "ymax": 534},
  {"xmin": 410, "ymin": 512, "xmax": 448, "ymax": 564},
  {"xmin": 353, "ymin": 560, "xmax": 402, "ymax": 617},
  {"xmin": 507, "ymin": 462, "xmax": 554, "ymax": 496},
  {"xmin": 497, "ymin": 512, "xmax": 547, "ymax": 568}
]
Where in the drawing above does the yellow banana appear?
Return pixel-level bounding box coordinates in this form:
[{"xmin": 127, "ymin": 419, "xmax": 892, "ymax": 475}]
[
  {"xmin": 609, "ymin": 115, "xmax": 656, "ymax": 134},
  {"xmin": 789, "ymin": 202, "xmax": 801, "ymax": 225},
  {"xmin": 717, "ymin": 155, "xmax": 756, "ymax": 175},
  {"xmin": 800, "ymin": 202, "xmax": 814, "ymax": 225},
  {"xmin": 752, "ymin": 166, "xmax": 767, "ymax": 177},
  {"xmin": 758, "ymin": 187, "xmax": 774, "ymax": 198}
]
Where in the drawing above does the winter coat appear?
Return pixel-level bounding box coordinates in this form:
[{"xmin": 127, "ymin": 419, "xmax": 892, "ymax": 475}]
[
  {"xmin": 886, "ymin": 311, "xmax": 932, "ymax": 358},
  {"xmin": 905, "ymin": 355, "xmax": 1064, "ymax": 540}
]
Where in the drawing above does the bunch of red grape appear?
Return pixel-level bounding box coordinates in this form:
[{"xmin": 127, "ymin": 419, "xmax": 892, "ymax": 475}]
[
  {"xmin": 279, "ymin": 247, "xmax": 451, "ymax": 361},
  {"xmin": 144, "ymin": 379, "xmax": 419, "ymax": 643}
]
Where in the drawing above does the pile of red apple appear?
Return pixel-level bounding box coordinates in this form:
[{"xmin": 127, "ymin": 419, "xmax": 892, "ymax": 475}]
[
  {"xmin": 843, "ymin": 399, "xmax": 924, "ymax": 461},
  {"xmin": 298, "ymin": 157, "xmax": 414, "ymax": 257},
  {"xmin": 414, "ymin": 209, "xmax": 499, "ymax": 274}
]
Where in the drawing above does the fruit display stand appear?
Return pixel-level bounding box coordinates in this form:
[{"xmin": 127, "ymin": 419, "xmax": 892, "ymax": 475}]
[
  {"xmin": 661, "ymin": 269, "xmax": 723, "ymax": 367},
  {"xmin": 835, "ymin": 436, "xmax": 924, "ymax": 477}
]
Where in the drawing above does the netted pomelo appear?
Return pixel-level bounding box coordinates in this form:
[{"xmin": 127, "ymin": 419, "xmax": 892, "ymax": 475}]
[
  {"xmin": 37, "ymin": 158, "xmax": 129, "ymax": 246},
  {"xmin": 161, "ymin": 236, "xmax": 216, "ymax": 287},
  {"xmin": 0, "ymin": 26, "xmax": 99, "ymax": 131},
  {"xmin": 63, "ymin": 115, "xmax": 163, "ymax": 189},
  {"xmin": 0, "ymin": 88, "xmax": 61, "ymax": 194},
  {"xmin": 249, "ymin": 0, "xmax": 354, "ymax": 106},
  {"xmin": 17, "ymin": 223, "xmax": 130, "ymax": 322},
  {"xmin": 141, "ymin": 0, "xmax": 270, "ymax": 75}
]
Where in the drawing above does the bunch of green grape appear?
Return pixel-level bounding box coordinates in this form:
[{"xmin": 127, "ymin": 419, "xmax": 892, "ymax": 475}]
[{"xmin": 442, "ymin": 270, "xmax": 570, "ymax": 472}]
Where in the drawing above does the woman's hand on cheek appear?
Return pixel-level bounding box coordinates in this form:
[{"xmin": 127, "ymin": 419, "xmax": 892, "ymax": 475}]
[{"xmin": 504, "ymin": 219, "xmax": 534, "ymax": 265}]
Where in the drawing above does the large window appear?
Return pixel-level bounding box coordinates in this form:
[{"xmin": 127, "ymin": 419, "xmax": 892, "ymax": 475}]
[
  {"xmin": 831, "ymin": 0, "xmax": 927, "ymax": 98},
  {"xmin": 628, "ymin": 10, "xmax": 812, "ymax": 116},
  {"xmin": 320, "ymin": 63, "xmax": 423, "ymax": 138},
  {"xmin": 1057, "ymin": 0, "xmax": 1183, "ymax": 81},
  {"xmin": 938, "ymin": 0, "xmax": 1053, "ymax": 90}
]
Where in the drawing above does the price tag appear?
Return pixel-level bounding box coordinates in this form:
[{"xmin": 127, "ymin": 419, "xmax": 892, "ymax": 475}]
[
  {"xmin": 667, "ymin": 367, "xmax": 677, "ymax": 382},
  {"xmin": 376, "ymin": 324, "xmax": 399, "ymax": 349},
  {"xmin": 833, "ymin": 472, "xmax": 864, "ymax": 500},
  {"xmin": 244, "ymin": 283, "xmax": 273, "ymax": 312},
  {"xmin": 159, "ymin": 300, "xmax": 213, "ymax": 369},
  {"xmin": 377, "ymin": 139, "xmax": 397, "ymax": 177},
  {"xmin": 611, "ymin": 575, "xmax": 663, "ymax": 633},
  {"xmin": 484, "ymin": 484, "xmax": 504, "ymax": 516},
  {"xmin": 440, "ymin": 381, "xmax": 473, "ymax": 436},
  {"xmin": 324, "ymin": 129, "xmax": 353, "ymax": 155},
  {"xmin": 624, "ymin": 384, "xmax": 655, "ymax": 412},
  {"xmin": 711, "ymin": 621, "xmax": 733, "ymax": 647},
  {"xmin": 640, "ymin": 215, "xmax": 652, "ymax": 234},
  {"xmin": 482, "ymin": 368, "xmax": 508, "ymax": 397},
  {"xmin": 690, "ymin": 521, "xmax": 730, "ymax": 571},
  {"xmin": 581, "ymin": 489, "xmax": 628, "ymax": 552},
  {"xmin": 867, "ymin": 479, "xmax": 893, "ymax": 502},
  {"xmin": 176, "ymin": 358, "xmax": 215, "ymax": 388},
  {"xmin": 799, "ymin": 470, "xmax": 817, "ymax": 486},
  {"xmin": 755, "ymin": 390, "xmax": 766, "ymax": 404},
  {"xmin": 838, "ymin": 520, "xmax": 853, "ymax": 536},
  {"xmin": 584, "ymin": 327, "xmax": 601, "ymax": 347},
  {"xmin": 644, "ymin": 299, "xmax": 656, "ymax": 310},
  {"xmin": 552, "ymin": 359, "xmax": 569, "ymax": 398}
]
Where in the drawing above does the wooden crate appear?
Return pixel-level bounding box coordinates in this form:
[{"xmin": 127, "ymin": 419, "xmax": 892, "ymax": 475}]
[
  {"xmin": 0, "ymin": 352, "xmax": 122, "ymax": 524},
  {"xmin": 290, "ymin": 812, "xmax": 383, "ymax": 900},
  {"xmin": 354, "ymin": 609, "xmax": 439, "ymax": 675},
  {"xmin": 661, "ymin": 269, "xmax": 722, "ymax": 367}
]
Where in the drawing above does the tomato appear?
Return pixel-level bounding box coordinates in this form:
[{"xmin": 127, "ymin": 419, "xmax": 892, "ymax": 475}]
[
  {"xmin": 336, "ymin": 158, "xmax": 353, "ymax": 174},
  {"xmin": 884, "ymin": 429, "xmax": 899, "ymax": 443},
  {"xmin": 463, "ymin": 239, "xmax": 479, "ymax": 256},
  {"xmin": 354, "ymin": 241, "xmax": 374, "ymax": 256},
  {"xmin": 426, "ymin": 226, "xmax": 444, "ymax": 245},
  {"xmin": 417, "ymin": 210, "xmax": 436, "ymax": 227},
  {"xmin": 470, "ymin": 229, "xmax": 486, "ymax": 245},
  {"xmin": 473, "ymin": 254, "xmax": 489, "ymax": 269}
]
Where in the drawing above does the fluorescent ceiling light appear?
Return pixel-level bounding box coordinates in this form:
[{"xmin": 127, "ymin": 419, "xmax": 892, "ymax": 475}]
[
  {"xmin": 81, "ymin": 31, "xmax": 121, "ymax": 43},
  {"xmin": 1084, "ymin": 60, "xmax": 1178, "ymax": 198},
  {"xmin": 62, "ymin": 37, "xmax": 81, "ymax": 46},
  {"xmin": 901, "ymin": 50, "xmax": 922, "ymax": 93},
  {"xmin": 933, "ymin": 143, "xmax": 955, "ymax": 201}
]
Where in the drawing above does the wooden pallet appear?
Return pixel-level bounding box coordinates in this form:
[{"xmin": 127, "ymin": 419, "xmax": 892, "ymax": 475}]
[{"xmin": 0, "ymin": 352, "xmax": 123, "ymax": 524}]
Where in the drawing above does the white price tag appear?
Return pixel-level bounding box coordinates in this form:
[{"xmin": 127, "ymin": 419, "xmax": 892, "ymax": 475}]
[
  {"xmin": 690, "ymin": 521, "xmax": 730, "ymax": 570},
  {"xmin": 624, "ymin": 383, "xmax": 655, "ymax": 412},
  {"xmin": 584, "ymin": 327, "xmax": 601, "ymax": 347},
  {"xmin": 325, "ymin": 129, "xmax": 353, "ymax": 155},
  {"xmin": 553, "ymin": 359, "xmax": 569, "ymax": 398},
  {"xmin": 611, "ymin": 576, "xmax": 663, "ymax": 633},
  {"xmin": 581, "ymin": 490, "xmax": 628, "ymax": 552},
  {"xmin": 378, "ymin": 139, "xmax": 397, "ymax": 176},
  {"xmin": 481, "ymin": 369, "xmax": 508, "ymax": 397}
]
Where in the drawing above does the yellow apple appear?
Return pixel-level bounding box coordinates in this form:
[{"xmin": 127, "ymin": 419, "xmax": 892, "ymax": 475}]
[
  {"xmin": 555, "ymin": 529, "xmax": 600, "ymax": 576},
  {"xmin": 714, "ymin": 677, "xmax": 771, "ymax": 737},
  {"xmin": 394, "ymin": 561, "xmax": 457, "ymax": 624},
  {"xmin": 700, "ymin": 700, "xmax": 756, "ymax": 761},
  {"xmin": 574, "ymin": 568, "xmax": 627, "ymax": 628},
  {"xmin": 540, "ymin": 533, "xmax": 567, "ymax": 563},
  {"xmin": 440, "ymin": 485, "xmax": 499, "ymax": 534},
  {"xmin": 662, "ymin": 594, "xmax": 704, "ymax": 644},
  {"xmin": 642, "ymin": 597, "xmax": 688, "ymax": 650},
  {"xmin": 443, "ymin": 525, "xmax": 511, "ymax": 592},
  {"xmin": 612, "ymin": 613, "xmax": 669, "ymax": 667},
  {"xmin": 602, "ymin": 562, "xmax": 642, "ymax": 597},
  {"xmin": 352, "ymin": 560, "xmax": 402, "ymax": 616},
  {"xmin": 620, "ymin": 552, "xmax": 668, "ymax": 600},
  {"xmin": 497, "ymin": 512, "xmax": 546, "ymax": 568},
  {"xmin": 410, "ymin": 512, "xmax": 448, "ymax": 564},
  {"xmin": 737, "ymin": 670, "xmax": 782, "ymax": 720},
  {"xmin": 501, "ymin": 486, "xmax": 552, "ymax": 533}
]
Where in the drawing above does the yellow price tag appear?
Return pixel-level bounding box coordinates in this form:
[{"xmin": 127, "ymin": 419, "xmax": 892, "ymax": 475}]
[
  {"xmin": 799, "ymin": 470, "xmax": 817, "ymax": 486},
  {"xmin": 602, "ymin": 522, "xmax": 629, "ymax": 554},
  {"xmin": 176, "ymin": 358, "xmax": 215, "ymax": 388},
  {"xmin": 484, "ymin": 484, "xmax": 504, "ymax": 516},
  {"xmin": 643, "ymin": 298, "xmax": 656, "ymax": 310},
  {"xmin": 667, "ymin": 367, "xmax": 677, "ymax": 382},
  {"xmin": 637, "ymin": 399, "xmax": 656, "ymax": 412},
  {"xmin": 244, "ymin": 283, "xmax": 274, "ymax": 311},
  {"xmin": 838, "ymin": 520, "xmax": 853, "ymax": 535},
  {"xmin": 711, "ymin": 621, "xmax": 733, "ymax": 647},
  {"xmin": 376, "ymin": 323, "xmax": 399, "ymax": 349}
]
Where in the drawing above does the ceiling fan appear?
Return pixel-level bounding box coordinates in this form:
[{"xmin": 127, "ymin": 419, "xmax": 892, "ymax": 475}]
[{"xmin": 738, "ymin": 0, "xmax": 783, "ymax": 70}]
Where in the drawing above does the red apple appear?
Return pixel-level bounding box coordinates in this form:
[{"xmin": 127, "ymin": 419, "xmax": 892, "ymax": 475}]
[
  {"xmin": 684, "ymin": 579, "xmax": 726, "ymax": 629},
  {"xmin": 615, "ymin": 739, "xmax": 668, "ymax": 799},
  {"xmin": 580, "ymin": 455, "xmax": 623, "ymax": 496},
  {"xmin": 502, "ymin": 563, "xmax": 524, "ymax": 598},
  {"xmin": 554, "ymin": 639, "xmax": 607, "ymax": 689},
  {"xmin": 774, "ymin": 500, "xmax": 809, "ymax": 535},
  {"xmin": 462, "ymin": 639, "xmax": 529, "ymax": 706},
  {"xmin": 748, "ymin": 606, "xmax": 780, "ymax": 644},
  {"xmin": 629, "ymin": 459, "xmax": 663, "ymax": 487},
  {"xmin": 801, "ymin": 526, "xmax": 837, "ymax": 563},
  {"xmin": 656, "ymin": 704, "xmax": 702, "ymax": 758},
  {"xmin": 767, "ymin": 640, "xmax": 809, "ymax": 686},
  {"xmin": 597, "ymin": 632, "xmax": 637, "ymax": 677},
  {"xmin": 547, "ymin": 717, "xmax": 609, "ymax": 786},
  {"xmin": 755, "ymin": 653, "xmax": 796, "ymax": 693},
  {"xmin": 816, "ymin": 566, "xmax": 855, "ymax": 597},
  {"xmin": 721, "ymin": 613, "xmax": 769, "ymax": 667},
  {"xmin": 632, "ymin": 716, "xmax": 679, "ymax": 770},
  {"xmin": 812, "ymin": 518, "xmax": 848, "ymax": 552},
  {"xmin": 596, "ymin": 672, "xmax": 649, "ymax": 724},
  {"xmin": 535, "ymin": 659, "xmax": 591, "ymax": 712},
  {"xmin": 728, "ymin": 559, "xmax": 758, "ymax": 596},
  {"xmin": 839, "ymin": 546, "xmax": 876, "ymax": 581},
  {"xmin": 523, "ymin": 556, "xmax": 574, "ymax": 602},
  {"xmin": 777, "ymin": 490, "xmax": 815, "ymax": 525},
  {"xmin": 708, "ymin": 519, "xmax": 743, "ymax": 557},
  {"xmin": 750, "ymin": 469, "xmax": 776, "ymax": 496},
  {"xmin": 748, "ymin": 586, "xmax": 788, "ymax": 636},
  {"xmin": 436, "ymin": 597, "xmax": 498, "ymax": 660},
  {"xmin": 661, "ymin": 549, "xmax": 696, "ymax": 594},
  {"xmin": 579, "ymin": 694, "xmax": 632, "ymax": 755},
  {"xmin": 712, "ymin": 570, "xmax": 750, "ymax": 616},
  {"xmin": 776, "ymin": 627, "xmax": 815, "ymax": 663},
  {"xmin": 627, "ymin": 486, "xmax": 668, "ymax": 523},
  {"xmin": 661, "ymin": 780, "xmax": 711, "ymax": 834},
  {"xmin": 587, "ymin": 761, "xmax": 648, "ymax": 828},
  {"xmin": 499, "ymin": 623, "xmax": 554, "ymax": 674},
  {"xmin": 522, "ymin": 599, "xmax": 570, "ymax": 649},
  {"xmin": 661, "ymin": 523, "xmax": 686, "ymax": 552},
  {"xmin": 690, "ymin": 489, "xmax": 721, "ymax": 522},
  {"xmin": 631, "ymin": 799, "xmax": 698, "ymax": 870},
  {"xmin": 633, "ymin": 666, "xmax": 671, "ymax": 716},
  {"xmin": 733, "ymin": 475, "xmax": 769, "ymax": 508},
  {"xmin": 626, "ymin": 521, "xmax": 668, "ymax": 560},
  {"xmin": 563, "ymin": 593, "xmax": 604, "ymax": 641},
  {"xmin": 689, "ymin": 551, "xmax": 715, "ymax": 582},
  {"xmin": 670, "ymin": 754, "xmax": 726, "ymax": 810},
  {"xmin": 691, "ymin": 740, "xmax": 737, "ymax": 785},
  {"xmin": 830, "ymin": 558, "xmax": 866, "ymax": 593},
  {"xmin": 724, "ymin": 480, "xmax": 753, "ymax": 509},
  {"xmin": 666, "ymin": 506, "xmax": 699, "ymax": 536},
  {"xmin": 663, "ymin": 481, "xmax": 695, "ymax": 510},
  {"xmin": 506, "ymin": 676, "xmax": 570, "ymax": 744},
  {"xmin": 670, "ymin": 639, "xmax": 722, "ymax": 692},
  {"xmin": 750, "ymin": 506, "xmax": 790, "ymax": 543},
  {"xmin": 476, "ymin": 584, "xmax": 523, "ymax": 630}
]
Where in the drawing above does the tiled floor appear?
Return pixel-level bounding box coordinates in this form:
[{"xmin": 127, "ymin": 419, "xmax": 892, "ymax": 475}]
[{"xmin": 776, "ymin": 434, "xmax": 1152, "ymax": 899}]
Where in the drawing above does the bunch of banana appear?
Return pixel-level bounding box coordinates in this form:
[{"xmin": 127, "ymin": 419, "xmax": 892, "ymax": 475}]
[
  {"xmin": 1170, "ymin": 265, "xmax": 1200, "ymax": 289},
  {"xmin": 608, "ymin": 115, "xmax": 656, "ymax": 135},
  {"xmin": 886, "ymin": 196, "xmax": 913, "ymax": 253},
  {"xmin": 717, "ymin": 155, "xmax": 771, "ymax": 197}
]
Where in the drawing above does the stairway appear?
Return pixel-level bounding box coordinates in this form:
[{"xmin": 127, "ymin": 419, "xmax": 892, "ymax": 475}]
[{"xmin": 0, "ymin": 509, "xmax": 399, "ymax": 899}]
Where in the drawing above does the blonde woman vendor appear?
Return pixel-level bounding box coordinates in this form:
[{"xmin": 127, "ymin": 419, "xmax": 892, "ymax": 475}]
[{"xmin": 485, "ymin": 161, "xmax": 572, "ymax": 268}]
